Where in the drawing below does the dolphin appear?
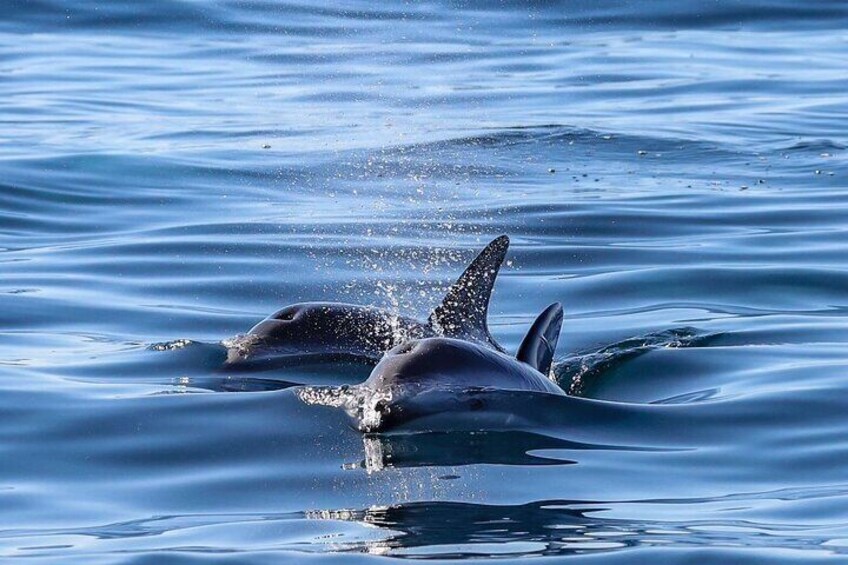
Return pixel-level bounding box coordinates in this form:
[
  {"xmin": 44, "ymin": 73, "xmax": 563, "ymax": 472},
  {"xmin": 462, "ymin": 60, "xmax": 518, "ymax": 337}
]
[
  {"xmin": 344, "ymin": 302, "xmax": 566, "ymax": 432},
  {"xmin": 224, "ymin": 235, "xmax": 510, "ymax": 366}
]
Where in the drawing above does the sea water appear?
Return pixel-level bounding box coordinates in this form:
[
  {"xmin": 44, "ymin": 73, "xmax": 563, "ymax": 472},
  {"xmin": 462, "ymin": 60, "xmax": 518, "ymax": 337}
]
[{"xmin": 2, "ymin": 2, "xmax": 848, "ymax": 562}]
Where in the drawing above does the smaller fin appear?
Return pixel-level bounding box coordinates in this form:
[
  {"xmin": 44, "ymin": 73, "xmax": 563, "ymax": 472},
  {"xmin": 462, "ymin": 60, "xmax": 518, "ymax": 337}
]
[
  {"xmin": 428, "ymin": 235, "xmax": 509, "ymax": 352},
  {"xmin": 517, "ymin": 303, "xmax": 563, "ymax": 375}
]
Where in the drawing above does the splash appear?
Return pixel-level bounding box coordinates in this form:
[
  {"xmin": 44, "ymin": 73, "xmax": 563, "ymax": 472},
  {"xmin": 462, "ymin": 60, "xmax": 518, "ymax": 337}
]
[
  {"xmin": 297, "ymin": 384, "xmax": 394, "ymax": 433},
  {"xmin": 220, "ymin": 333, "xmax": 262, "ymax": 363},
  {"xmin": 148, "ymin": 339, "xmax": 194, "ymax": 351},
  {"xmin": 372, "ymin": 281, "xmax": 422, "ymax": 350},
  {"xmin": 362, "ymin": 436, "xmax": 386, "ymax": 473}
]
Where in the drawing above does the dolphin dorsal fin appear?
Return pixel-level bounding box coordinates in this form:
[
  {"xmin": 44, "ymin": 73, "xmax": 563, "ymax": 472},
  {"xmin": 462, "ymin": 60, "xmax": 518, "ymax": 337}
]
[
  {"xmin": 517, "ymin": 303, "xmax": 563, "ymax": 375},
  {"xmin": 428, "ymin": 235, "xmax": 509, "ymax": 352}
]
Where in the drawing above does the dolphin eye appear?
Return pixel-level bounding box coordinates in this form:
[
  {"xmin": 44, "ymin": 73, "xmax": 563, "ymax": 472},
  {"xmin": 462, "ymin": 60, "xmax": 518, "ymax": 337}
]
[
  {"xmin": 468, "ymin": 398, "xmax": 485, "ymax": 411},
  {"xmin": 275, "ymin": 311, "xmax": 296, "ymax": 321}
]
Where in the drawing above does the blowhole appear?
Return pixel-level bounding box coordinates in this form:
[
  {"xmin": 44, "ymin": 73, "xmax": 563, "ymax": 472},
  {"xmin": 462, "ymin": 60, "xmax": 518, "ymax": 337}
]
[{"xmin": 394, "ymin": 341, "xmax": 417, "ymax": 355}]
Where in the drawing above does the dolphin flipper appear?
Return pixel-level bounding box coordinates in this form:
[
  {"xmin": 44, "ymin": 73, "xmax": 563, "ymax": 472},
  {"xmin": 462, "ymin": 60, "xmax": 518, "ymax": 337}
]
[
  {"xmin": 428, "ymin": 235, "xmax": 509, "ymax": 352},
  {"xmin": 516, "ymin": 303, "xmax": 563, "ymax": 376}
]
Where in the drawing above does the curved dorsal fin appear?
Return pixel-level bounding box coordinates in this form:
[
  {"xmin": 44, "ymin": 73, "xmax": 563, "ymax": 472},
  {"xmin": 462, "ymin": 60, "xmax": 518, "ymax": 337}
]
[
  {"xmin": 517, "ymin": 303, "xmax": 563, "ymax": 375},
  {"xmin": 428, "ymin": 235, "xmax": 509, "ymax": 352}
]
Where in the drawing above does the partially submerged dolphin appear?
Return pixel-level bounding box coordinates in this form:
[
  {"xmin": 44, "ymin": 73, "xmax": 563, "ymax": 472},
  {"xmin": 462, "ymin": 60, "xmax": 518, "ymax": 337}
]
[
  {"xmin": 225, "ymin": 236, "xmax": 510, "ymax": 365},
  {"xmin": 343, "ymin": 302, "xmax": 566, "ymax": 432}
]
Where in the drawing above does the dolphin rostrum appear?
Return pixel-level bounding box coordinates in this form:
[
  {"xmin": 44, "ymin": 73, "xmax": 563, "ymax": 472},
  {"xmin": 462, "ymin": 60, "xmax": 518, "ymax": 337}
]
[
  {"xmin": 337, "ymin": 302, "xmax": 566, "ymax": 432},
  {"xmin": 225, "ymin": 236, "xmax": 510, "ymax": 365}
]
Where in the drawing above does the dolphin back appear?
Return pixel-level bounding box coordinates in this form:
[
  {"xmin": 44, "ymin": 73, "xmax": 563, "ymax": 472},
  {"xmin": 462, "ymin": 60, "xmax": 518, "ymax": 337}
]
[
  {"xmin": 428, "ymin": 235, "xmax": 509, "ymax": 352},
  {"xmin": 516, "ymin": 303, "xmax": 563, "ymax": 376}
]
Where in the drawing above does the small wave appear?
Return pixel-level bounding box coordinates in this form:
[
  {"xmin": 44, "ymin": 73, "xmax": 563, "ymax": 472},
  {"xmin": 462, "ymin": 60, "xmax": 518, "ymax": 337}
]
[
  {"xmin": 556, "ymin": 327, "xmax": 719, "ymax": 397},
  {"xmin": 182, "ymin": 376, "xmax": 299, "ymax": 393},
  {"xmin": 147, "ymin": 339, "xmax": 196, "ymax": 352},
  {"xmin": 300, "ymin": 496, "xmax": 848, "ymax": 559},
  {"xmin": 782, "ymin": 139, "xmax": 847, "ymax": 153},
  {"xmin": 7, "ymin": 494, "xmax": 845, "ymax": 560},
  {"xmin": 399, "ymin": 123, "xmax": 726, "ymax": 158},
  {"xmin": 651, "ymin": 388, "xmax": 723, "ymax": 405},
  {"xmin": 9, "ymin": 1, "xmax": 848, "ymax": 35}
]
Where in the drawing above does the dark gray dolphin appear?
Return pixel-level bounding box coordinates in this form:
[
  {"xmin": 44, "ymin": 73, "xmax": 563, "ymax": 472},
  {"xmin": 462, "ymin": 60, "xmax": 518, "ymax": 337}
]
[
  {"xmin": 225, "ymin": 236, "xmax": 510, "ymax": 365},
  {"xmin": 347, "ymin": 302, "xmax": 565, "ymax": 432}
]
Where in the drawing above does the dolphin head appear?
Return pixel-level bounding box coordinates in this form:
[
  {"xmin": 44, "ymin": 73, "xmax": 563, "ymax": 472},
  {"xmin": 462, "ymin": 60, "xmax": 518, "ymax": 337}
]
[
  {"xmin": 355, "ymin": 337, "xmax": 550, "ymax": 432},
  {"xmin": 225, "ymin": 303, "xmax": 388, "ymax": 364},
  {"xmin": 247, "ymin": 303, "xmax": 311, "ymax": 346},
  {"xmin": 365, "ymin": 337, "xmax": 504, "ymax": 391},
  {"xmin": 224, "ymin": 303, "xmax": 317, "ymax": 361}
]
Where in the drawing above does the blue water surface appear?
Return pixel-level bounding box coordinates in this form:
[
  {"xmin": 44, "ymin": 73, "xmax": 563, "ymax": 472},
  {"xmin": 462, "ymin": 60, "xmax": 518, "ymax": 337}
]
[{"xmin": 2, "ymin": 1, "xmax": 848, "ymax": 563}]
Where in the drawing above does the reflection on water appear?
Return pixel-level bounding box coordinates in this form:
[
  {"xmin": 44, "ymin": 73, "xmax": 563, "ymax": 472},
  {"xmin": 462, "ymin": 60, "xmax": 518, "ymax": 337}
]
[
  {"xmin": 350, "ymin": 431, "xmax": 579, "ymax": 473},
  {"xmin": 6, "ymin": 491, "xmax": 847, "ymax": 560},
  {"xmin": 309, "ymin": 496, "xmax": 848, "ymax": 559}
]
